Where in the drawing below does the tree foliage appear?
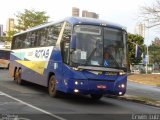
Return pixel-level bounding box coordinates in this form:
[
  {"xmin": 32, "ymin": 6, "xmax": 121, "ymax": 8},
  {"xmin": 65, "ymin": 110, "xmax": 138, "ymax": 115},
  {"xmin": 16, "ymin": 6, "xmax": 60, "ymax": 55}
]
[
  {"xmin": 6, "ymin": 30, "xmax": 17, "ymax": 41},
  {"xmin": 140, "ymin": 0, "xmax": 160, "ymax": 28},
  {"xmin": 128, "ymin": 33, "xmax": 145, "ymax": 65},
  {"xmin": 15, "ymin": 9, "xmax": 49, "ymax": 31},
  {"xmin": 148, "ymin": 44, "xmax": 160, "ymax": 65}
]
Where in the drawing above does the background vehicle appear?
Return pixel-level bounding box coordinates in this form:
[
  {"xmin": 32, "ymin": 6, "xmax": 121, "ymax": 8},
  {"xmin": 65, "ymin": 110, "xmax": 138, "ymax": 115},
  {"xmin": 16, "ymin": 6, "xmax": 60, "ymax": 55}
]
[
  {"xmin": 0, "ymin": 49, "xmax": 10, "ymax": 69},
  {"xmin": 9, "ymin": 17, "xmax": 128, "ymax": 100}
]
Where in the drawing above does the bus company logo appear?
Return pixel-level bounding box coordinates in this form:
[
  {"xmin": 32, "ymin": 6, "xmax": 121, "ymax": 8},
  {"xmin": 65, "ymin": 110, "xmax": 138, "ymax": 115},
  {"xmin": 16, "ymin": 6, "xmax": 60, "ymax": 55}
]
[{"xmin": 35, "ymin": 49, "xmax": 50, "ymax": 59}]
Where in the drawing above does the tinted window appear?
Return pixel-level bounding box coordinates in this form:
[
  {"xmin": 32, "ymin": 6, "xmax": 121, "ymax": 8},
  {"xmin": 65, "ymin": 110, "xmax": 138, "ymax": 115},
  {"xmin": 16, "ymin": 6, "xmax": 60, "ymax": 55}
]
[
  {"xmin": 46, "ymin": 23, "xmax": 63, "ymax": 46},
  {"xmin": 12, "ymin": 22, "xmax": 63, "ymax": 49},
  {"xmin": 0, "ymin": 50, "xmax": 10, "ymax": 60},
  {"xmin": 61, "ymin": 22, "xmax": 72, "ymax": 64}
]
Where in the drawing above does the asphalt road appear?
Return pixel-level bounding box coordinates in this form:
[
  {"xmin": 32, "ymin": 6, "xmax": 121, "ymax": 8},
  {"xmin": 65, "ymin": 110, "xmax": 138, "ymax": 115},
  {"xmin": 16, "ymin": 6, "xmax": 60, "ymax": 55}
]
[
  {"xmin": 0, "ymin": 69, "xmax": 160, "ymax": 120},
  {"xmin": 127, "ymin": 81, "xmax": 160, "ymax": 100}
]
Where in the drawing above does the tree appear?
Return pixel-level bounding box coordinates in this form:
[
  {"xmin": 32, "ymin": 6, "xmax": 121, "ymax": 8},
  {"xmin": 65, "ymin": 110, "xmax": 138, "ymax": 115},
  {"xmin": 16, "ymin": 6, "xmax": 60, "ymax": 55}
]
[
  {"xmin": 6, "ymin": 30, "xmax": 17, "ymax": 41},
  {"xmin": 128, "ymin": 33, "xmax": 145, "ymax": 65},
  {"xmin": 15, "ymin": 9, "xmax": 49, "ymax": 31},
  {"xmin": 148, "ymin": 44, "xmax": 160, "ymax": 66},
  {"xmin": 140, "ymin": 0, "xmax": 160, "ymax": 28}
]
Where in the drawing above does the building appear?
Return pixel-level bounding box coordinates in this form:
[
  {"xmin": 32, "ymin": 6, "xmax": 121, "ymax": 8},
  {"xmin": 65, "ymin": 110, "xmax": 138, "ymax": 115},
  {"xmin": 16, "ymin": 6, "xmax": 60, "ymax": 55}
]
[
  {"xmin": 82, "ymin": 10, "xmax": 99, "ymax": 19},
  {"xmin": 0, "ymin": 24, "xmax": 3, "ymax": 37},
  {"xmin": 82, "ymin": 10, "xmax": 88, "ymax": 17},
  {"xmin": 134, "ymin": 23, "xmax": 145, "ymax": 38},
  {"xmin": 72, "ymin": 7, "xmax": 99, "ymax": 19},
  {"xmin": 72, "ymin": 7, "xmax": 80, "ymax": 17},
  {"xmin": 6, "ymin": 18, "xmax": 15, "ymax": 36},
  {"xmin": 152, "ymin": 37, "xmax": 160, "ymax": 46}
]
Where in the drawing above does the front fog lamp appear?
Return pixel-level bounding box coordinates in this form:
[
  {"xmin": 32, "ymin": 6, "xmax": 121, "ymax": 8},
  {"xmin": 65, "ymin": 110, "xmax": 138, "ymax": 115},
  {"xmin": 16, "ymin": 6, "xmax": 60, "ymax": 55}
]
[
  {"xmin": 74, "ymin": 89, "xmax": 79, "ymax": 93},
  {"xmin": 119, "ymin": 92, "xmax": 123, "ymax": 95}
]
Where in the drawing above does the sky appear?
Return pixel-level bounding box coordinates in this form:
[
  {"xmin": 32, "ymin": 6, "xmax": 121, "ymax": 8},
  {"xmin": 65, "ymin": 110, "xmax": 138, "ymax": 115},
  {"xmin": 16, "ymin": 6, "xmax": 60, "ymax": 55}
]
[{"xmin": 0, "ymin": 0, "xmax": 158, "ymax": 45}]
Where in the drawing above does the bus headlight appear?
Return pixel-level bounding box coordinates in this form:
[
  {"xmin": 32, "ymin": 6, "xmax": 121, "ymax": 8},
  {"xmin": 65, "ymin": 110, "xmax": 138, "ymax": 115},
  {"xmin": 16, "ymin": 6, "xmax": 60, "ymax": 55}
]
[
  {"xmin": 75, "ymin": 81, "xmax": 78, "ymax": 85},
  {"xmin": 64, "ymin": 79, "xmax": 68, "ymax": 85},
  {"xmin": 121, "ymin": 84, "xmax": 125, "ymax": 88},
  {"xmin": 72, "ymin": 67, "xmax": 79, "ymax": 71},
  {"xmin": 119, "ymin": 71, "xmax": 126, "ymax": 75},
  {"xmin": 118, "ymin": 84, "xmax": 125, "ymax": 88},
  {"xmin": 74, "ymin": 81, "xmax": 84, "ymax": 85}
]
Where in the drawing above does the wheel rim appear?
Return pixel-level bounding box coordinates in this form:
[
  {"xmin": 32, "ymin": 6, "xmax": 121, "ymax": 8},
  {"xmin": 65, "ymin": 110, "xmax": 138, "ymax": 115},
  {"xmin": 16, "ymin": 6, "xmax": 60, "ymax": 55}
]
[
  {"xmin": 49, "ymin": 77, "xmax": 56, "ymax": 94},
  {"xmin": 17, "ymin": 70, "xmax": 21, "ymax": 84},
  {"xmin": 15, "ymin": 69, "xmax": 21, "ymax": 84},
  {"xmin": 15, "ymin": 70, "xmax": 19, "ymax": 83}
]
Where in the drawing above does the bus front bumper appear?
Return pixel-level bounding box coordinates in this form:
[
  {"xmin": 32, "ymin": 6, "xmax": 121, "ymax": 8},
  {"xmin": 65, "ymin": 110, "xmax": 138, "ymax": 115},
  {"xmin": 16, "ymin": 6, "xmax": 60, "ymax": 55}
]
[{"xmin": 62, "ymin": 78, "xmax": 127, "ymax": 96}]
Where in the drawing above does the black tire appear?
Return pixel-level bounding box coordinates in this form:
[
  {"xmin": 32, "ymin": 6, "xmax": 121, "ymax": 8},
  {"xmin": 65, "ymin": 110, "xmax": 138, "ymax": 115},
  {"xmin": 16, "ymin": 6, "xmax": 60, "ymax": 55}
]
[
  {"xmin": 15, "ymin": 69, "xmax": 23, "ymax": 85},
  {"xmin": 48, "ymin": 75, "xmax": 59, "ymax": 98},
  {"xmin": 13, "ymin": 68, "xmax": 17, "ymax": 81},
  {"xmin": 90, "ymin": 94, "xmax": 103, "ymax": 100}
]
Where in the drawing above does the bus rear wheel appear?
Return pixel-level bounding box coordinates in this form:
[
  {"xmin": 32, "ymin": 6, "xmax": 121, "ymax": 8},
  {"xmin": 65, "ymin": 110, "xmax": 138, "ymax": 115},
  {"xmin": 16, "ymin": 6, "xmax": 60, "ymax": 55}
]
[
  {"xmin": 90, "ymin": 94, "xmax": 103, "ymax": 100},
  {"xmin": 48, "ymin": 75, "xmax": 59, "ymax": 98},
  {"xmin": 15, "ymin": 69, "xmax": 23, "ymax": 85}
]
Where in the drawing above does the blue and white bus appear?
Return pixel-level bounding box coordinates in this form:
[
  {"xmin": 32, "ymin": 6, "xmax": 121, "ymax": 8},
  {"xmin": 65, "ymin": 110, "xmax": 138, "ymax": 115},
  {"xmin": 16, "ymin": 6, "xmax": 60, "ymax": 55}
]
[{"xmin": 9, "ymin": 17, "xmax": 128, "ymax": 100}]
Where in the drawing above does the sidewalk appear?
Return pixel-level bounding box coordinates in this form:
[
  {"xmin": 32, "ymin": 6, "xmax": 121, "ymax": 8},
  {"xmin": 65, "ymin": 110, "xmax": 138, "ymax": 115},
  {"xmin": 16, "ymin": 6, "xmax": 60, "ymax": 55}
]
[{"xmin": 121, "ymin": 81, "xmax": 160, "ymax": 107}]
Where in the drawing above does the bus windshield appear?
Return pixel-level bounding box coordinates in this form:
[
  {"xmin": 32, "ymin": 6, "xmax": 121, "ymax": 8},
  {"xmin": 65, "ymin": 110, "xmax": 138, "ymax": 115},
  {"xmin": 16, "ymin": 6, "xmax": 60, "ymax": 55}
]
[{"xmin": 70, "ymin": 25, "xmax": 127, "ymax": 68}]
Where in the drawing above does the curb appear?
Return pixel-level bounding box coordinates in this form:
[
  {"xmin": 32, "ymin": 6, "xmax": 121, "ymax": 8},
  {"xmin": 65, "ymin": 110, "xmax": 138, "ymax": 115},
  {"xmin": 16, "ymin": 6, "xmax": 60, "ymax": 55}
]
[
  {"xmin": 128, "ymin": 79, "xmax": 156, "ymax": 86},
  {"xmin": 117, "ymin": 95, "xmax": 160, "ymax": 108}
]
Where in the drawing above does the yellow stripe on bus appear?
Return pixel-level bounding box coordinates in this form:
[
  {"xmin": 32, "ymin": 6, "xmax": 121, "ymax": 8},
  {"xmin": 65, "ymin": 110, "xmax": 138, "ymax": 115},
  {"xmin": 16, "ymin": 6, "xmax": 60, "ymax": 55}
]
[{"xmin": 16, "ymin": 60, "xmax": 48, "ymax": 74}]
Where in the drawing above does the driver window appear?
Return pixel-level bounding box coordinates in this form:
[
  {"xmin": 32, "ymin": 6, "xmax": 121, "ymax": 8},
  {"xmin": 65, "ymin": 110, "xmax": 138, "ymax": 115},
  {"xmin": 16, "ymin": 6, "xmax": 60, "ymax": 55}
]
[{"xmin": 61, "ymin": 22, "xmax": 71, "ymax": 64}]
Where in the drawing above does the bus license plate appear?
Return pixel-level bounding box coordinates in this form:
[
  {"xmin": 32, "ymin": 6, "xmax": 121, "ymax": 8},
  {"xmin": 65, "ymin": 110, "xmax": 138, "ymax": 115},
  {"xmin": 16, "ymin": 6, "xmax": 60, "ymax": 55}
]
[{"xmin": 97, "ymin": 85, "xmax": 106, "ymax": 89}]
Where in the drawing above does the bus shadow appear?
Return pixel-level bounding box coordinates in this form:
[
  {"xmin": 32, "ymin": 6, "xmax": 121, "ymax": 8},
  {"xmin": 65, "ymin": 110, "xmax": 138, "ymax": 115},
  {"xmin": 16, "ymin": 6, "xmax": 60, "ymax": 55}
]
[
  {"xmin": 21, "ymin": 81, "xmax": 116, "ymax": 106},
  {"xmin": 21, "ymin": 81, "xmax": 49, "ymax": 94},
  {"xmin": 60, "ymin": 94, "xmax": 116, "ymax": 106},
  {"xmin": 0, "ymin": 68, "xmax": 9, "ymax": 70}
]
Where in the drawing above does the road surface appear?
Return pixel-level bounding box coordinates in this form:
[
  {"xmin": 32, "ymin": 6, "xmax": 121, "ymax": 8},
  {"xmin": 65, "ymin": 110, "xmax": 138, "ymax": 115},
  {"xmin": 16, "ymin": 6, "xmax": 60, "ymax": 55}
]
[
  {"xmin": 0, "ymin": 69, "xmax": 160, "ymax": 120},
  {"xmin": 127, "ymin": 81, "xmax": 160, "ymax": 100}
]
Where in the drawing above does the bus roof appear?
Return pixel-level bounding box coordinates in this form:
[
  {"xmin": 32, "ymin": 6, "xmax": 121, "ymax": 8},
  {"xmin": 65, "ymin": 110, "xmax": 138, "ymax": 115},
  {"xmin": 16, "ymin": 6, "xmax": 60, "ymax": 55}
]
[
  {"xmin": 14, "ymin": 17, "xmax": 126, "ymax": 36},
  {"xmin": 66, "ymin": 17, "xmax": 125, "ymax": 30}
]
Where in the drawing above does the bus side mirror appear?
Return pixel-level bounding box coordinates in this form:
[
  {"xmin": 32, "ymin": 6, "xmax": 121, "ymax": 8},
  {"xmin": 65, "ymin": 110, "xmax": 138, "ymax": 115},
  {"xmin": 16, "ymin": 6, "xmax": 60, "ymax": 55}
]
[
  {"xmin": 135, "ymin": 44, "xmax": 142, "ymax": 59},
  {"xmin": 70, "ymin": 35, "xmax": 76, "ymax": 52}
]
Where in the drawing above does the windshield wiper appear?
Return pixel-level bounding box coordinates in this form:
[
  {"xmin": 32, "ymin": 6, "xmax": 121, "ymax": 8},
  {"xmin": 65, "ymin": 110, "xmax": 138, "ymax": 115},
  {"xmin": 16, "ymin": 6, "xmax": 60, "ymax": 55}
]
[{"xmin": 108, "ymin": 53, "xmax": 120, "ymax": 67}]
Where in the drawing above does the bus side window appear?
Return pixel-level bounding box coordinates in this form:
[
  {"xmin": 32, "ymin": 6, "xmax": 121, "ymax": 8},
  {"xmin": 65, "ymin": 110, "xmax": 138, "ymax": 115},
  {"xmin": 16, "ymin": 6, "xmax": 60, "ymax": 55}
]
[
  {"xmin": 61, "ymin": 22, "xmax": 71, "ymax": 64},
  {"xmin": 47, "ymin": 26, "xmax": 54, "ymax": 46},
  {"xmin": 30, "ymin": 32, "xmax": 36, "ymax": 47},
  {"xmin": 34, "ymin": 30, "xmax": 40, "ymax": 47},
  {"xmin": 25, "ymin": 32, "xmax": 31, "ymax": 48},
  {"xmin": 40, "ymin": 28, "xmax": 48, "ymax": 47},
  {"xmin": 12, "ymin": 37, "xmax": 16, "ymax": 49},
  {"xmin": 21, "ymin": 33, "xmax": 27, "ymax": 48},
  {"xmin": 15, "ymin": 37, "xmax": 22, "ymax": 49},
  {"xmin": 46, "ymin": 23, "xmax": 62, "ymax": 46}
]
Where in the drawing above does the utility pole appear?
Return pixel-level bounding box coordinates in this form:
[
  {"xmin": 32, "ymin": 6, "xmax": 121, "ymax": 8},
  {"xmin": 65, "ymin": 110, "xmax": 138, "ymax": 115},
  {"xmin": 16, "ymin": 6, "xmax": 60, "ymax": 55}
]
[
  {"xmin": 144, "ymin": 19, "xmax": 149, "ymax": 74},
  {"xmin": 145, "ymin": 45, "xmax": 148, "ymax": 74}
]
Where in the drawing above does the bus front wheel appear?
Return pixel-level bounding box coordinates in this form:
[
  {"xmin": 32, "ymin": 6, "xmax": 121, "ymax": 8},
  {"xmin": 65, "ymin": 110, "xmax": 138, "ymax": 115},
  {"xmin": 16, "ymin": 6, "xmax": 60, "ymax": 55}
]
[
  {"xmin": 48, "ymin": 75, "xmax": 59, "ymax": 98},
  {"xmin": 90, "ymin": 94, "xmax": 103, "ymax": 100}
]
